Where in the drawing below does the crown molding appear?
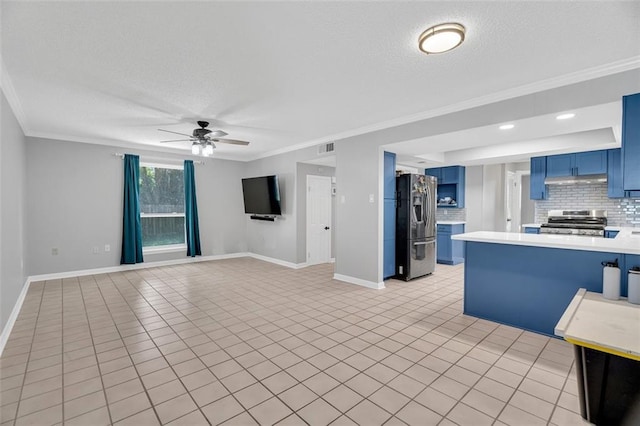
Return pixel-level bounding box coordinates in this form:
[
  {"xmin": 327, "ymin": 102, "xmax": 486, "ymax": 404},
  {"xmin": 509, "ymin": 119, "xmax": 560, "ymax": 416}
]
[
  {"xmin": 0, "ymin": 58, "xmax": 28, "ymax": 133},
  {"xmin": 26, "ymin": 131, "xmax": 247, "ymax": 163},
  {"xmin": 7, "ymin": 56, "xmax": 640, "ymax": 164},
  {"xmin": 247, "ymin": 56, "xmax": 640, "ymax": 162}
]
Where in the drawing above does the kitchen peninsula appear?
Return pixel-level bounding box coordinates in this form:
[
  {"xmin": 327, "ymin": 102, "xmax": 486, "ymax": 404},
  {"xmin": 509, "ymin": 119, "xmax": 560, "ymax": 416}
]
[{"xmin": 452, "ymin": 230, "xmax": 640, "ymax": 336}]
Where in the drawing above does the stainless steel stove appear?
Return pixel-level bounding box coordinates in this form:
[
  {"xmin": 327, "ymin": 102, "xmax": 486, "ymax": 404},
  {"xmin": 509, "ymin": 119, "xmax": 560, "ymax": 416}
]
[{"xmin": 539, "ymin": 210, "xmax": 607, "ymax": 237}]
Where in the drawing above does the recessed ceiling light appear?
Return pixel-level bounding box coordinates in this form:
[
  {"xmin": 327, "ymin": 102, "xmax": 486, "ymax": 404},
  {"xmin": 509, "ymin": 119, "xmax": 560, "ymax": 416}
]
[
  {"xmin": 556, "ymin": 113, "xmax": 576, "ymax": 120},
  {"xmin": 499, "ymin": 124, "xmax": 515, "ymax": 130},
  {"xmin": 418, "ymin": 23, "xmax": 466, "ymax": 54}
]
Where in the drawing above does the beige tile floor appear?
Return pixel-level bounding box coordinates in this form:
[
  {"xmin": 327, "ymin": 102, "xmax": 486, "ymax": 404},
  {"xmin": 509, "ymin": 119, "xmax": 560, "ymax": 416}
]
[{"xmin": 0, "ymin": 259, "xmax": 590, "ymax": 426}]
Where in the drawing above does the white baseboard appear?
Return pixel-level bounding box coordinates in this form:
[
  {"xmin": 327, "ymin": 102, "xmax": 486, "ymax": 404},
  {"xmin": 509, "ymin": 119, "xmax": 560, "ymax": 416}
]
[
  {"xmin": 246, "ymin": 253, "xmax": 308, "ymax": 269},
  {"xmin": 333, "ymin": 273, "xmax": 385, "ymax": 290},
  {"xmin": 27, "ymin": 252, "xmax": 251, "ymax": 282},
  {"xmin": 0, "ymin": 277, "xmax": 31, "ymax": 357}
]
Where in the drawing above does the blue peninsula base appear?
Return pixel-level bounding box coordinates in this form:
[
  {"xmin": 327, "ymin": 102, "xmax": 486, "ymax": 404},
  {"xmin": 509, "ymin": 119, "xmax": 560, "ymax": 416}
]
[{"xmin": 462, "ymin": 241, "xmax": 629, "ymax": 337}]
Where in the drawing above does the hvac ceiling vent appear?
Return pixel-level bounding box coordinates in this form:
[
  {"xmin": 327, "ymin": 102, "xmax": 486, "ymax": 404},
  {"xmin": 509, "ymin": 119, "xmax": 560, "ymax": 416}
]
[{"xmin": 318, "ymin": 142, "xmax": 335, "ymax": 155}]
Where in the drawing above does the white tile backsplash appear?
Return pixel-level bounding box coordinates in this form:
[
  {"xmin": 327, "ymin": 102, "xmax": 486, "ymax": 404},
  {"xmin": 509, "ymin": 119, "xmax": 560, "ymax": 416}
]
[
  {"xmin": 436, "ymin": 208, "xmax": 466, "ymax": 222},
  {"xmin": 534, "ymin": 183, "xmax": 640, "ymax": 226}
]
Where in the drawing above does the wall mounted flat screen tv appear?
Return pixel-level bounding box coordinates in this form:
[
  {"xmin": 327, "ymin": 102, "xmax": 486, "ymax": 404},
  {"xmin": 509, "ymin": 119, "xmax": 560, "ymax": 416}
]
[{"xmin": 241, "ymin": 175, "xmax": 282, "ymax": 216}]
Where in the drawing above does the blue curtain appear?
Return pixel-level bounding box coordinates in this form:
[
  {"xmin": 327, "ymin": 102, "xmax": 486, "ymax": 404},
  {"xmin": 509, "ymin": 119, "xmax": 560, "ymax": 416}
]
[
  {"xmin": 184, "ymin": 160, "xmax": 202, "ymax": 257},
  {"xmin": 121, "ymin": 154, "xmax": 144, "ymax": 264}
]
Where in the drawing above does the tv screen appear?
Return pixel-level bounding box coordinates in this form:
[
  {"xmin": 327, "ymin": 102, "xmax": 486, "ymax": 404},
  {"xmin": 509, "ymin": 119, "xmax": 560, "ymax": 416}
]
[{"xmin": 241, "ymin": 175, "xmax": 282, "ymax": 215}]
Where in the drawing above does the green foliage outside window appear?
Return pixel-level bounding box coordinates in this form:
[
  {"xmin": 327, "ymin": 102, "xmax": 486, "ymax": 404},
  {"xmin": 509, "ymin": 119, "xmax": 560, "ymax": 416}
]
[{"xmin": 139, "ymin": 166, "xmax": 185, "ymax": 247}]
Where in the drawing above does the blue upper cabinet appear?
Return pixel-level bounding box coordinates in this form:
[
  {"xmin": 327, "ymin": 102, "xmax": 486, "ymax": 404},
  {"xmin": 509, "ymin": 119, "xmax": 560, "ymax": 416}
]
[
  {"xmin": 575, "ymin": 151, "xmax": 607, "ymax": 175},
  {"xmin": 546, "ymin": 154, "xmax": 574, "ymax": 177},
  {"xmin": 441, "ymin": 166, "xmax": 460, "ymax": 184},
  {"xmin": 384, "ymin": 151, "xmax": 396, "ymax": 199},
  {"xmin": 608, "ymin": 149, "xmax": 625, "ymax": 198},
  {"xmin": 425, "ymin": 166, "xmax": 465, "ymax": 208},
  {"xmin": 623, "ymin": 93, "xmax": 640, "ymax": 191},
  {"xmin": 383, "ymin": 151, "xmax": 396, "ymax": 279},
  {"xmin": 424, "ymin": 168, "xmax": 442, "ymax": 182},
  {"xmin": 530, "ymin": 156, "xmax": 547, "ymax": 200},
  {"xmin": 546, "ymin": 150, "xmax": 607, "ymax": 177}
]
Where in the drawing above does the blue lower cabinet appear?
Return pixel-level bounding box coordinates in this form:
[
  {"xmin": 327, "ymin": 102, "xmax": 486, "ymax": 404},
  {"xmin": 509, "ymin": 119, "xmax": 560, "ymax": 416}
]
[
  {"xmin": 605, "ymin": 230, "xmax": 619, "ymax": 239},
  {"xmin": 463, "ymin": 242, "xmax": 617, "ymax": 336},
  {"xmin": 437, "ymin": 233, "xmax": 452, "ymax": 264},
  {"xmin": 437, "ymin": 224, "xmax": 465, "ymax": 265},
  {"xmin": 524, "ymin": 227, "xmax": 540, "ymax": 234},
  {"xmin": 383, "ymin": 238, "xmax": 395, "ymax": 279}
]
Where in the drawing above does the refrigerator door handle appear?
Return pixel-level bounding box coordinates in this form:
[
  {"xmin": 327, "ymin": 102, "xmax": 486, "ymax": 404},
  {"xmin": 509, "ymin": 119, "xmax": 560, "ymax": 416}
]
[
  {"xmin": 413, "ymin": 241, "xmax": 433, "ymax": 246},
  {"xmin": 425, "ymin": 189, "xmax": 430, "ymax": 226}
]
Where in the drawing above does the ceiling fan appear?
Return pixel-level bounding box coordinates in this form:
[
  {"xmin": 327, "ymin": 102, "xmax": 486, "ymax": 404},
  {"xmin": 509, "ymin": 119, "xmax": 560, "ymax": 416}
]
[{"xmin": 159, "ymin": 121, "xmax": 250, "ymax": 156}]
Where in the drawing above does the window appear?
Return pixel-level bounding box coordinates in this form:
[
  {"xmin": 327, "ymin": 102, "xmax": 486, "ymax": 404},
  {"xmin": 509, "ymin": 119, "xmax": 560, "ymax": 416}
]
[{"xmin": 139, "ymin": 163, "xmax": 185, "ymax": 249}]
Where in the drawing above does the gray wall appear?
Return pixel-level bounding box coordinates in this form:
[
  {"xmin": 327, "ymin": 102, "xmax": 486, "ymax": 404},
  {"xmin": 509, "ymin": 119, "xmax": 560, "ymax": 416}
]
[
  {"xmin": 25, "ymin": 137, "xmax": 247, "ymax": 275},
  {"xmin": 520, "ymin": 174, "xmax": 535, "ymax": 225},
  {"xmin": 243, "ymin": 145, "xmax": 321, "ymax": 264},
  {"xmin": 334, "ymin": 143, "xmax": 381, "ymax": 284},
  {"xmin": 464, "ymin": 166, "xmax": 484, "ymax": 232},
  {"xmin": 1, "ymin": 90, "xmax": 28, "ymax": 331},
  {"xmin": 481, "ymin": 164, "xmax": 505, "ymax": 231}
]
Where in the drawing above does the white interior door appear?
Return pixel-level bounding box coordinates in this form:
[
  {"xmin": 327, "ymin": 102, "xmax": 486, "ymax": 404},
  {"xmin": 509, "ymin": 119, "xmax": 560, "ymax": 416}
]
[
  {"xmin": 306, "ymin": 175, "xmax": 332, "ymax": 265},
  {"xmin": 505, "ymin": 171, "xmax": 522, "ymax": 232}
]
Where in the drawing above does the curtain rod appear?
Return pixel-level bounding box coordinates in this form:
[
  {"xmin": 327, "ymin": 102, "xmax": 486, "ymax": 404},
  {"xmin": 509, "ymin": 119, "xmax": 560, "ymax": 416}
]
[{"xmin": 113, "ymin": 153, "xmax": 205, "ymax": 165}]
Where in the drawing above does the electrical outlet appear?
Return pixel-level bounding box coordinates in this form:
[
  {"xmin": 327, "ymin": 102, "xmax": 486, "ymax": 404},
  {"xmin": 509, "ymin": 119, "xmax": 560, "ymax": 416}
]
[
  {"xmin": 93, "ymin": 246, "xmax": 99, "ymax": 254},
  {"xmin": 369, "ymin": 194, "xmax": 374, "ymax": 203},
  {"xmin": 51, "ymin": 248, "xmax": 58, "ymax": 256},
  {"xmin": 104, "ymin": 244, "xmax": 110, "ymax": 252}
]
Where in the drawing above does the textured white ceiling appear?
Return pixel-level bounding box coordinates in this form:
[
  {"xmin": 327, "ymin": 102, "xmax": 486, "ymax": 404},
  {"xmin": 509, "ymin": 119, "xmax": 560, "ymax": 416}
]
[{"xmin": 2, "ymin": 1, "xmax": 640, "ymax": 161}]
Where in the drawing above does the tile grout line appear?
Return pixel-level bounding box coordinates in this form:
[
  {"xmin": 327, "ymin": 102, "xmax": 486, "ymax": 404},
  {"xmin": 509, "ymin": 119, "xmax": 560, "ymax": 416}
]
[
  {"xmin": 75, "ymin": 275, "xmax": 117, "ymax": 425},
  {"xmin": 92, "ymin": 272, "xmax": 189, "ymax": 425},
  {"xmin": 10, "ymin": 280, "xmax": 46, "ymax": 425}
]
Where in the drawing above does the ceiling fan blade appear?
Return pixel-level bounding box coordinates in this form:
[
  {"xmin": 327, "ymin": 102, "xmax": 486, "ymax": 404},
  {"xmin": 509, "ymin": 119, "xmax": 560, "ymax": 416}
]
[
  {"xmin": 158, "ymin": 129, "xmax": 194, "ymax": 138},
  {"xmin": 209, "ymin": 130, "xmax": 228, "ymax": 137},
  {"xmin": 212, "ymin": 138, "xmax": 250, "ymax": 146},
  {"xmin": 160, "ymin": 139, "xmax": 192, "ymax": 143}
]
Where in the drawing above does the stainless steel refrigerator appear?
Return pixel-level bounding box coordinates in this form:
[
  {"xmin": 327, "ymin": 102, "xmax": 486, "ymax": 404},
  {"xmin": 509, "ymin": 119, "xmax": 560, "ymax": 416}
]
[{"xmin": 395, "ymin": 174, "xmax": 437, "ymax": 281}]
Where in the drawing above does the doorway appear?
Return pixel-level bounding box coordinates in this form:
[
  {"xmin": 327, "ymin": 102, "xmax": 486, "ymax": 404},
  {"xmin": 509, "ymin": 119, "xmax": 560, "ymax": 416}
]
[
  {"xmin": 505, "ymin": 170, "xmax": 533, "ymax": 232},
  {"xmin": 306, "ymin": 175, "xmax": 332, "ymax": 265}
]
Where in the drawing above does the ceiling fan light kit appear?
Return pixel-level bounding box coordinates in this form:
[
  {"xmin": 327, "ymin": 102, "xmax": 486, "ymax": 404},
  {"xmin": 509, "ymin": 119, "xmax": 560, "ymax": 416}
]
[
  {"xmin": 418, "ymin": 22, "xmax": 466, "ymax": 54},
  {"xmin": 159, "ymin": 121, "xmax": 250, "ymax": 156}
]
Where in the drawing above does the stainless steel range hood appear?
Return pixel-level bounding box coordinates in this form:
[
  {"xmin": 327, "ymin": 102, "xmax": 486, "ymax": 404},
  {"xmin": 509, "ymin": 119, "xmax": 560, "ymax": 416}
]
[{"xmin": 544, "ymin": 174, "xmax": 607, "ymax": 185}]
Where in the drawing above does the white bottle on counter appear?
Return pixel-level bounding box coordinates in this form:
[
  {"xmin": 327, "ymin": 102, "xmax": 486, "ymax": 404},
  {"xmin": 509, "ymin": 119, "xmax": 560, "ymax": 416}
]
[
  {"xmin": 628, "ymin": 268, "xmax": 640, "ymax": 305},
  {"xmin": 602, "ymin": 259, "xmax": 621, "ymax": 300}
]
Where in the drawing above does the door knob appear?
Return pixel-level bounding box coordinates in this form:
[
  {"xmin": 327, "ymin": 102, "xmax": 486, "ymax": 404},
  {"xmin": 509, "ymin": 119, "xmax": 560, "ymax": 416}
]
[{"xmin": 324, "ymin": 226, "xmax": 330, "ymax": 230}]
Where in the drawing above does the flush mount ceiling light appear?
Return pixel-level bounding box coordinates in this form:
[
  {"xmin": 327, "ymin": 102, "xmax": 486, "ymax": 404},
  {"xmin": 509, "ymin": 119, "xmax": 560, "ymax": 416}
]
[
  {"xmin": 499, "ymin": 124, "xmax": 515, "ymax": 130},
  {"xmin": 556, "ymin": 113, "xmax": 576, "ymax": 120},
  {"xmin": 418, "ymin": 23, "xmax": 466, "ymax": 54}
]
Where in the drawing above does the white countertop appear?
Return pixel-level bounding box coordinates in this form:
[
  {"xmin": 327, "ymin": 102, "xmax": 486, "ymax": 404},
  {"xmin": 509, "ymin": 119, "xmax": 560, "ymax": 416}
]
[
  {"xmin": 555, "ymin": 289, "xmax": 640, "ymax": 360},
  {"xmin": 436, "ymin": 221, "xmax": 466, "ymax": 225},
  {"xmin": 521, "ymin": 224, "xmax": 625, "ymax": 231},
  {"xmin": 452, "ymin": 230, "xmax": 640, "ymax": 255}
]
